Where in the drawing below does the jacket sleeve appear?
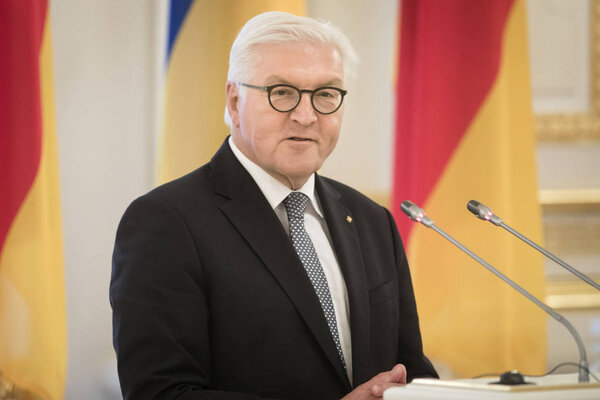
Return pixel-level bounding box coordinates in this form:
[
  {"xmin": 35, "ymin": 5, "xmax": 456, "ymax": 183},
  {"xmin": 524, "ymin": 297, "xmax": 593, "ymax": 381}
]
[{"xmin": 110, "ymin": 194, "xmax": 280, "ymax": 400}]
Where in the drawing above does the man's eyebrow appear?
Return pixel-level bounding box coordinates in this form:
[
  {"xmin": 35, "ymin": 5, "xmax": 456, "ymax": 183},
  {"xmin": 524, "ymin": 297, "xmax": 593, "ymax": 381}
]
[
  {"xmin": 263, "ymin": 76, "xmax": 344, "ymax": 88},
  {"xmin": 321, "ymin": 79, "xmax": 344, "ymax": 87},
  {"xmin": 263, "ymin": 76, "xmax": 288, "ymax": 85}
]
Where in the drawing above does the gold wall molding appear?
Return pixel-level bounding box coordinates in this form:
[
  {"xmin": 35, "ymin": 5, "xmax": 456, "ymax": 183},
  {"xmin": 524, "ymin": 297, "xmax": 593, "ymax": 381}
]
[
  {"xmin": 539, "ymin": 188, "xmax": 600, "ymax": 205},
  {"xmin": 541, "ymin": 188, "xmax": 600, "ymax": 310},
  {"xmin": 535, "ymin": 0, "xmax": 600, "ymax": 141},
  {"xmin": 539, "ymin": 188, "xmax": 600, "ymax": 212},
  {"xmin": 543, "ymin": 213, "xmax": 600, "ymax": 255},
  {"xmin": 546, "ymin": 279, "xmax": 600, "ymax": 310}
]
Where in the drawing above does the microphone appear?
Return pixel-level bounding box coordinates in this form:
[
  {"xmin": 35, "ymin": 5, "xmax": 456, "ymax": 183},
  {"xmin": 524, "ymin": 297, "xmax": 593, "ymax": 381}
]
[
  {"xmin": 400, "ymin": 200, "xmax": 590, "ymax": 383},
  {"xmin": 467, "ymin": 200, "xmax": 600, "ymax": 291},
  {"xmin": 400, "ymin": 200, "xmax": 434, "ymax": 227}
]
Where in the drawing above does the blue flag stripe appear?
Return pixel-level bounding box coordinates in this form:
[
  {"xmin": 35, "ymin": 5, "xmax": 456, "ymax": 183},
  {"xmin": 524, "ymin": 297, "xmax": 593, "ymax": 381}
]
[{"xmin": 167, "ymin": 0, "xmax": 194, "ymax": 62}]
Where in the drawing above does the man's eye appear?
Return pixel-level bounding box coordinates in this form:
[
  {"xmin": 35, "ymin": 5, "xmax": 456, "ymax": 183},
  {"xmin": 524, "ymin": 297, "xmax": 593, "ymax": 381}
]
[
  {"xmin": 317, "ymin": 90, "xmax": 336, "ymax": 98},
  {"xmin": 273, "ymin": 88, "xmax": 294, "ymax": 96}
]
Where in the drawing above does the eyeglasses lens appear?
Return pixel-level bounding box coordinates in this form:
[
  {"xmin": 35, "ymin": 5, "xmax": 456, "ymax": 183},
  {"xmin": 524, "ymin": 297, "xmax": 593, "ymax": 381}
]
[
  {"xmin": 313, "ymin": 88, "xmax": 341, "ymax": 114},
  {"xmin": 269, "ymin": 86, "xmax": 299, "ymax": 112}
]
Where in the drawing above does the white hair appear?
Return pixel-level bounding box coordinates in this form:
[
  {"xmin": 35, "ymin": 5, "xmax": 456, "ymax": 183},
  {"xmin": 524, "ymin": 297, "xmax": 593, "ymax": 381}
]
[{"xmin": 224, "ymin": 11, "xmax": 359, "ymax": 127}]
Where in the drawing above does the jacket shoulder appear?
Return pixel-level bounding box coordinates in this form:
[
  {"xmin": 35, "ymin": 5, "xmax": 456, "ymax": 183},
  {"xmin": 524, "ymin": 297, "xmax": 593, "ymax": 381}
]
[
  {"xmin": 318, "ymin": 175, "xmax": 386, "ymax": 213},
  {"xmin": 148, "ymin": 164, "xmax": 213, "ymax": 201}
]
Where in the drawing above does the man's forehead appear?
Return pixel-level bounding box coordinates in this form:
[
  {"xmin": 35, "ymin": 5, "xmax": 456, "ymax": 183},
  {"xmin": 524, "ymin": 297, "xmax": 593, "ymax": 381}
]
[
  {"xmin": 251, "ymin": 42, "xmax": 344, "ymax": 87},
  {"xmin": 263, "ymin": 75, "xmax": 344, "ymax": 87}
]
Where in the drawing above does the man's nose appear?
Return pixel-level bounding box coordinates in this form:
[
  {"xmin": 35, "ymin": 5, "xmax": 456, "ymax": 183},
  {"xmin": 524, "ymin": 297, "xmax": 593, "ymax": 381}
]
[{"xmin": 290, "ymin": 92, "xmax": 317, "ymax": 125}]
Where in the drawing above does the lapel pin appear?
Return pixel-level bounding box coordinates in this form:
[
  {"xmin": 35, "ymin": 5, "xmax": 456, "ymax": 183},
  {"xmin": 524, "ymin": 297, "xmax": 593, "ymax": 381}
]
[{"xmin": 346, "ymin": 216, "xmax": 353, "ymax": 223}]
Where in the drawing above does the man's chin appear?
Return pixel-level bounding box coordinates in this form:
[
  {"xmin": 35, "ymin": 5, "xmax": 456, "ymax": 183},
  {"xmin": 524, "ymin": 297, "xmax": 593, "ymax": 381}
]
[{"xmin": 270, "ymin": 166, "xmax": 320, "ymax": 189}]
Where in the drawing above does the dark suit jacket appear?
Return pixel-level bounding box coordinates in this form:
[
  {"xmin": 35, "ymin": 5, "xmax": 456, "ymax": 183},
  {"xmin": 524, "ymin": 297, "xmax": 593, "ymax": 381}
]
[{"xmin": 110, "ymin": 139, "xmax": 437, "ymax": 400}]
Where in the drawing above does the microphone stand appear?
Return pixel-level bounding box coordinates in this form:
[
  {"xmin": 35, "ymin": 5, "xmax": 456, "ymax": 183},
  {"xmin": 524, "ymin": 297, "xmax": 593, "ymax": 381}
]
[
  {"xmin": 400, "ymin": 200, "xmax": 590, "ymax": 383},
  {"xmin": 467, "ymin": 200, "xmax": 600, "ymax": 291}
]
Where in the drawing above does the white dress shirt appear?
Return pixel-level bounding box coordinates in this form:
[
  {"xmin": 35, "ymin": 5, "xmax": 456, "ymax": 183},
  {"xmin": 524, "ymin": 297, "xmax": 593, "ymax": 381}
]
[{"xmin": 228, "ymin": 137, "xmax": 353, "ymax": 382}]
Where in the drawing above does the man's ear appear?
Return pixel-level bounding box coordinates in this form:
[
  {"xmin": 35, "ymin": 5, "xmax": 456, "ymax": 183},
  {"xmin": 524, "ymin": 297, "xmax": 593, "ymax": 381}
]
[{"xmin": 226, "ymin": 81, "xmax": 241, "ymax": 128}]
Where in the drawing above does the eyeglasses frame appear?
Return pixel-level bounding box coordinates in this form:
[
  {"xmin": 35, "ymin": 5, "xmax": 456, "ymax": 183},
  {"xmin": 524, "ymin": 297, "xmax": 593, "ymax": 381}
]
[{"xmin": 236, "ymin": 82, "xmax": 347, "ymax": 115}]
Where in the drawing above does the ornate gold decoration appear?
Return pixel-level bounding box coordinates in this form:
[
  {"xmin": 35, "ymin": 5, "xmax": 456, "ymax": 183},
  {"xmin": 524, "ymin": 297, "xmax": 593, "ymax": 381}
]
[
  {"xmin": 535, "ymin": 0, "xmax": 600, "ymax": 141},
  {"xmin": 540, "ymin": 188, "xmax": 600, "ymax": 309}
]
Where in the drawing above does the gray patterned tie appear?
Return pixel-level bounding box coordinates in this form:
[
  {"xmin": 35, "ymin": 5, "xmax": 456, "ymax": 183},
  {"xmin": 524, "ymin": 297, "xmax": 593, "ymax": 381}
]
[{"xmin": 283, "ymin": 191, "xmax": 346, "ymax": 369}]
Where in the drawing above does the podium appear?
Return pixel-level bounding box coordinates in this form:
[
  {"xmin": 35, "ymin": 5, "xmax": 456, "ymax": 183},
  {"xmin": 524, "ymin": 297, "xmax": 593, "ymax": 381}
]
[{"xmin": 384, "ymin": 373, "xmax": 600, "ymax": 399}]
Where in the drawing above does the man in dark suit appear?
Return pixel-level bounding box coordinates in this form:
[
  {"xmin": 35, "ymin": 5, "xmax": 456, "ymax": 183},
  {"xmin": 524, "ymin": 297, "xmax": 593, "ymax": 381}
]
[{"xmin": 111, "ymin": 11, "xmax": 437, "ymax": 400}]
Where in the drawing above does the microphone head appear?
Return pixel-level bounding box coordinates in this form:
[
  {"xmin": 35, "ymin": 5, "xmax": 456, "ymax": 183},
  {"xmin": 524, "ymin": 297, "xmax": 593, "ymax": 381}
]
[
  {"xmin": 467, "ymin": 200, "xmax": 490, "ymax": 220},
  {"xmin": 400, "ymin": 200, "xmax": 423, "ymax": 221},
  {"xmin": 467, "ymin": 200, "xmax": 502, "ymax": 225},
  {"xmin": 400, "ymin": 200, "xmax": 434, "ymax": 227}
]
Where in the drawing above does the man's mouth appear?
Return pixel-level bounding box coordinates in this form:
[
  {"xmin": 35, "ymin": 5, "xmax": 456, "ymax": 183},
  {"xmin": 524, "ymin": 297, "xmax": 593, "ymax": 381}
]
[{"xmin": 288, "ymin": 137, "xmax": 313, "ymax": 142}]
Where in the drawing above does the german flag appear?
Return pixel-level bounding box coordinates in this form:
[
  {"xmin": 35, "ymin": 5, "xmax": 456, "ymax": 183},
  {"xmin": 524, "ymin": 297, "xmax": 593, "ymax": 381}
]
[
  {"xmin": 0, "ymin": 1, "xmax": 67, "ymax": 398},
  {"xmin": 392, "ymin": 0, "xmax": 545, "ymax": 376}
]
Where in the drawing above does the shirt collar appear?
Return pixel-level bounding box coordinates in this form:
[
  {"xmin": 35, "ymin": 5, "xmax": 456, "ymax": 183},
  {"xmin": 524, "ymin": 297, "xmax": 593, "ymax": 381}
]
[{"xmin": 228, "ymin": 136, "xmax": 324, "ymax": 217}]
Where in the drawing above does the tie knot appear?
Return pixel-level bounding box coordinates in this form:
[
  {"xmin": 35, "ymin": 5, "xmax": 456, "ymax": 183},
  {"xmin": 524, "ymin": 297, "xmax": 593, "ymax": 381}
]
[{"xmin": 284, "ymin": 191, "xmax": 309, "ymax": 219}]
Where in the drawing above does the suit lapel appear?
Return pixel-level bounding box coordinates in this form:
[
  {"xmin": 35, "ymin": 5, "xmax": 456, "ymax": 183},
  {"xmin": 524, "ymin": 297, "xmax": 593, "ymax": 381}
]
[
  {"xmin": 316, "ymin": 176, "xmax": 371, "ymax": 387},
  {"xmin": 210, "ymin": 141, "xmax": 351, "ymax": 389}
]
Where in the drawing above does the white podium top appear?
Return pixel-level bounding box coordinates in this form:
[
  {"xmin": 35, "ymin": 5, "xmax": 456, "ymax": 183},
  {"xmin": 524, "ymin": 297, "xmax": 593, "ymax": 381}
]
[{"xmin": 384, "ymin": 373, "xmax": 600, "ymax": 400}]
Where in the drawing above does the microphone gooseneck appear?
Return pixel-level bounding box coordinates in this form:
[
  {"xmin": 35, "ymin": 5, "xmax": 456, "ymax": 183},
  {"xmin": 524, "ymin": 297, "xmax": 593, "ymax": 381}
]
[
  {"xmin": 400, "ymin": 200, "xmax": 590, "ymax": 383},
  {"xmin": 466, "ymin": 200, "xmax": 600, "ymax": 292}
]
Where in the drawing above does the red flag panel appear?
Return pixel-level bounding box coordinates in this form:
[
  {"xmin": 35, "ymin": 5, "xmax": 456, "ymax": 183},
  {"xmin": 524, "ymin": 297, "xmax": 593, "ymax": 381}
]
[
  {"xmin": 392, "ymin": 0, "xmax": 514, "ymax": 240},
  {"xmin": 0, "ymin": 0, "xmax": 48, "ymax": 256}
]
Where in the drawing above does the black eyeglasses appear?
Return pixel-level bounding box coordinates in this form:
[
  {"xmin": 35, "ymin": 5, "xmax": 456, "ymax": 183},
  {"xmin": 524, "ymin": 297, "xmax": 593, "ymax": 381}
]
[{"xmin": 237, "ymin": 82, "xmax": 347, "ymax": 115}]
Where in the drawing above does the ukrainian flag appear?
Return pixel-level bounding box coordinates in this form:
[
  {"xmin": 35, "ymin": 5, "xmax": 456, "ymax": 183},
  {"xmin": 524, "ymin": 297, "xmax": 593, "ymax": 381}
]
[{"xmin": 158, "ymin": 0, "xmax": 305, "ymax": 184}]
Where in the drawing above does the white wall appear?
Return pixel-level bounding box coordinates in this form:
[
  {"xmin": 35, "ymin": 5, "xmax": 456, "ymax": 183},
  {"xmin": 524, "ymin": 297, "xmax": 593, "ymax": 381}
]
[
  {"xmin": 308, "ymin": 0, "xmax": 398, "ymax": 197},
  {"xmin": 50, "ymin": 1, "xmax": 161, "ymax": 398}
]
